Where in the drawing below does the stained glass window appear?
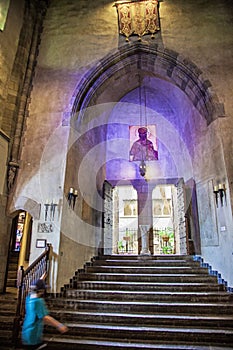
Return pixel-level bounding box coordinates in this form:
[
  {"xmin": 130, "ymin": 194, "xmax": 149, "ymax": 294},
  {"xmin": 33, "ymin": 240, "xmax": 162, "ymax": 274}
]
[{"xmin": 0, "ymin": 0, "xmax": 10, "ymax": 31}]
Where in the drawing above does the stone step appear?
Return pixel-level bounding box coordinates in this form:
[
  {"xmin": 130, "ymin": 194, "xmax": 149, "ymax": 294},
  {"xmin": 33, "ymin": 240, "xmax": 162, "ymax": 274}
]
[
  {"xmin": 0, "ymin": 291, "xmax": 17, "ymax": 344},
  {"xmin": 8, "ymin": 254, "xmax": 19, "ymax": 265},
  {"xmin": 77, "ymin": 272, "xmax": 218, "ymax": 283},
  {"xmin": 6, "ymin": 279, "xmax": 17, "ymax": 288},
  {"xmin": 0, "ymin": 330, "xmax": 14, "ymax": 347},
  {"xmin": 6, "ymin": 252, "xmax": 19, "ymax": 290},
  {"xmin": 96, "ymin": 255, "xmax": 194, "ymax": 261},
  {"xmin": 71, "ymin": 280, "xmax": 225, "ymax": 292},
  {"xmin": 44, "ymin": 322, "xmax": 233, "ymax": 345},
  {"xmin": 91, "ymin": 259, "xmax": 201, "ymax": 267},
  {"xmin": 0, "ymin": 315, "xmax": 15, "ymax": 329},
  {"xmin": 47, "ymin": 299, "xmax": 233, "ymax": 315},
  {"xmin": 85, "ymin": 266, "xmax": 209, "ymax": 274},
  {"xmin": 7, "ymin": 262, "xmax": 18, "ymax": 271},
  {"xmin": 0, "ymin": 288, "xmax": 17, "ymax": 348},
  {"xmin": 49, "ymin": 309, "xmax": 233, "ymax": 328},
  {"xmin": 11, "ymin": 253, "xmax": 232, "ymax": 349},
  {"xmin": 40, "ymin": 336, "xmax": 233, "ymax": 350},
  {"xmin": 0, "ymin": 301, "xmax": 16, "ymax": 316},
  {"xmin": 7, "ymin": 270, "xmax": 18, "ymax": 278},
  {"xmin": 62, "ymin": 289, "xmax": 233, "ymax": 303}
]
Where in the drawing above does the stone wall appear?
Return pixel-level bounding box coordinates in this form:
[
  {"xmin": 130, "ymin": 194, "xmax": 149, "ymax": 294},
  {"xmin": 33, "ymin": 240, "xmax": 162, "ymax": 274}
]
[
  {"xmin": 0, "ymin": 0, "xmax": 24, "ymax": 292},
  {"xmin": 0, "ymin": 0, "xmax": 24, "ymax": 135},
  {"xmin": 0, "ymin": 0, "xmax": 48, "ymax": 291}
]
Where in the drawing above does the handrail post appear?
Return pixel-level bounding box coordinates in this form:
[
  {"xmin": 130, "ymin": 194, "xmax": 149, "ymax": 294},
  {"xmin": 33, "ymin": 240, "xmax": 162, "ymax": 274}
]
[{"xmin": 45, "ymin": 243, "xmax": 51, "ymax": 295}]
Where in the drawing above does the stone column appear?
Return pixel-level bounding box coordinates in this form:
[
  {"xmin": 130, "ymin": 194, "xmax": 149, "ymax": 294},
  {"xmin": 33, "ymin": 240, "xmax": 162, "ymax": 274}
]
[
  {"xmin": 132, "ymin": 181, "xmax": 154, "ymax": 255},
  {"xmin": 139, "ymin": 224, "xmax": 151, "ymax": 255}
]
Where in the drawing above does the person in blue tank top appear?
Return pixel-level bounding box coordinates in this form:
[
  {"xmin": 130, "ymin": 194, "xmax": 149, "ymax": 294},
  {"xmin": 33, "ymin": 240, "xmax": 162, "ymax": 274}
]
[{"xmin": 22, "ymin": 278, "xmax": 68, "ymax": 349}]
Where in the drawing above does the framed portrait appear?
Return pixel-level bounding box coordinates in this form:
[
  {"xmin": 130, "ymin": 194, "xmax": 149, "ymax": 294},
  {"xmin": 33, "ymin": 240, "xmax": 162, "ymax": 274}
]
[{"xmin": 129, "ymin": 124, "xmax": 158, "ymax": 161}]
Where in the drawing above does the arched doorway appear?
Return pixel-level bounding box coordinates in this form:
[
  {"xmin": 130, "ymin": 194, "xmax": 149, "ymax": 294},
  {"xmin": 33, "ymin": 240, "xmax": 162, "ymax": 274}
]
[
  {"xmin": 152, "ymin": 184, "xmax": 175, "ymax": 255},
  {"xmin": 102, "ymin": 178, "xmax": 200, "ymax": 256},
  {"xmin": 115, "ymin": 185, "xmax": 138, "ymax": 254},
  {"xmin": 5, "ymin": 211, "xmax": 32, "ymax": 291},
  {"xmin": 64, "ymin": 43, "xmax": 222, "ymax": 261}
]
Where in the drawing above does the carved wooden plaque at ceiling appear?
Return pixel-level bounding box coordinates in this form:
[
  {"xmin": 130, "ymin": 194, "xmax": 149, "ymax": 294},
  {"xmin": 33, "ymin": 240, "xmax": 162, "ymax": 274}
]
[{"xmin": 115, "ymin": 0, "xmax": 160, "ymax": 41}]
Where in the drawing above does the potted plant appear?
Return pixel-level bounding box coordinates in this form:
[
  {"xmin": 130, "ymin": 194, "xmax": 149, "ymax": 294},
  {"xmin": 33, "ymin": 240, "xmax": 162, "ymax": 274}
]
[{"xmin": 158, "ymin": 227, "xmax": 174, "ymax": 254}]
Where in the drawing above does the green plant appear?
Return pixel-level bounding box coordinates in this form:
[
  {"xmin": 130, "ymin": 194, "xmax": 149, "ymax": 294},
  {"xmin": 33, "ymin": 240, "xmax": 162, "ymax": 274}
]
[
  {"xmin": 118, "ymin": 240, "xmax": 125, "ymax": 253},
  {"xmin": 162, "ymin": 245, "xmax": 173, "ymax": 254},
  {"xmin": 159, "ymin": 227, "xmax": 174, "ymax": 254}
]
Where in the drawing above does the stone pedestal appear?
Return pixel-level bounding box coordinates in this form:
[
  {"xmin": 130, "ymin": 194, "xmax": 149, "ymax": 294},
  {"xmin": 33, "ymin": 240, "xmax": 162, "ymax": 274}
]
[{"xmin": 139, "ymin": 225, "xmax": 151, "ymax": 255}]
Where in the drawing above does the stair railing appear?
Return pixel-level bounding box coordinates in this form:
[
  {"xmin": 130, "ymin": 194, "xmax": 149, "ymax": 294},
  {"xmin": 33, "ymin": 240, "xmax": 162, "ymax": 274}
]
[{"xmin": 12, "ymin": 243, "xmax": 51, "ymax": 345}]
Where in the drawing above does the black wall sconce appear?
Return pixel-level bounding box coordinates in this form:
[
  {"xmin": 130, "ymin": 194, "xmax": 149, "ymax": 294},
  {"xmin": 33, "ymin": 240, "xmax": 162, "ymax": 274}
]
[
  {"xmin": 68, "ymin": 187, "xmax": 78, "ymax": 209},
  {"xmin": 44, "ymin": 201, "xmax": 57, "ymax": 221},
  {"xmin": 213, "ymin": 183, "xmax": 226, "ymax": 207}
]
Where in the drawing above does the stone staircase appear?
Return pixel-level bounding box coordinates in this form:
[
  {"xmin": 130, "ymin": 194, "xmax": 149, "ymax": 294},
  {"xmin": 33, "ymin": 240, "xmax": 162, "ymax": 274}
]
[
  {"xmin": 41, "ymin": 255, "xmax": 233, "ymax": 349},
  {"xmin": 0, "ymin": 250, "xmax": 19, "ymax": 349},
  {"xmin": 0, "ymin": 287, "xmax": 18, "ymax": 349},
  {"xmin": 6, "ymin": 251, "xmax": 19, "ymax": 288}
]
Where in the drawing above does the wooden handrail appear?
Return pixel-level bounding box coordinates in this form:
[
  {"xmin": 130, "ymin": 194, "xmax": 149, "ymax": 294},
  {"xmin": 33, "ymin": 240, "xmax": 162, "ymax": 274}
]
[{"xmin": 12, "ymin": 243, "xmax": 51, "ymax": 345}]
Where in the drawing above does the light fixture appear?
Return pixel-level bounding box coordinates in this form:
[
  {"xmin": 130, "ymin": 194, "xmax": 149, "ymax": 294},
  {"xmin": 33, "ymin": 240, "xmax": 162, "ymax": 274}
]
[
  {"xmin": 213, "ymin": 183, "xmax": 226, "ymax": 207},
  {"xmin": 218, "ymin": 184, "xmax": 226, "ymax": 207},
  {"xmin": 68, "ymin": 187, "xmax": 78, "ymax": 209},
  {"xmin": 130, "ymin": 68, "xmax": 157, "ymax": 178},
  {"xmin": 139, "ymin": 160, "xmax": 146, "ymax": 177},
  {"xmin": 44, "ymin": 200, "xmax": 57, "ymax": 221},
  {"xmin": 138, "ymin": 73, "xmax": 147, "ymax": 178},
  {"xmin": 139, "ymin": 79, "xmax": 150, "ymax": 178}
]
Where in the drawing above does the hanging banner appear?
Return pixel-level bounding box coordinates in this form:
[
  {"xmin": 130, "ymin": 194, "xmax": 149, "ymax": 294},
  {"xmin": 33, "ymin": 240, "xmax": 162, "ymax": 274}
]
[{"xmin": 115, "ymin": 0, "xmax": 160, "ymax": 41}]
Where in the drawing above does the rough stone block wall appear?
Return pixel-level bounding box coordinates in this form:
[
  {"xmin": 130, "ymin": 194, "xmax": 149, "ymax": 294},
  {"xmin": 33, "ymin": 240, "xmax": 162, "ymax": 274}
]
[
  {"xmin": 0, "ymin": 0, "xmax": 24, "ymax": 135},
  {"xmin": 0, "ymin": 0, "xmax": 48, "ymax": 291},
  {"xmin": 0, "ymin": 0, "xmax": 25, "ymax": 292}
]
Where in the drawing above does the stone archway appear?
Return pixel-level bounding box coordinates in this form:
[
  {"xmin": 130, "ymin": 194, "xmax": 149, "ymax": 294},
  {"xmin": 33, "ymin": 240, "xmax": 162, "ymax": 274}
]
[
  {"xmin": 65, "ymin": 43, "xmax": 225, "ymax": 126},
  {"xmin": 63, "ymin": 42, "xmax": 226, "ymax": 259}
]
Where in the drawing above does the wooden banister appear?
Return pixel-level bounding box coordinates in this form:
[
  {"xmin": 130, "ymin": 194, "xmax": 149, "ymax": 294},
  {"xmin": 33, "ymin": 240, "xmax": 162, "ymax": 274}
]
[{"xmin": 12, "ymin": 243, "xmax": 51, "ymax": 345}]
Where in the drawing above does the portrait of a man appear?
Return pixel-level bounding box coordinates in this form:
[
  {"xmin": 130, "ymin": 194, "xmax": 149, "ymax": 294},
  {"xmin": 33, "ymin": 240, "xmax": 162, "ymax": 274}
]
[{"xmin": 129, "ymin": 125, "xmax": 158, "ymax": 161}]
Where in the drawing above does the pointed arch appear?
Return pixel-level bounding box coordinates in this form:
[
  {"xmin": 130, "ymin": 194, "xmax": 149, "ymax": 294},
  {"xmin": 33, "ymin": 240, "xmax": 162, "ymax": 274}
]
[{"xmin": 64, "ymin": 43, "xmax": 225, "ymax": 126}]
